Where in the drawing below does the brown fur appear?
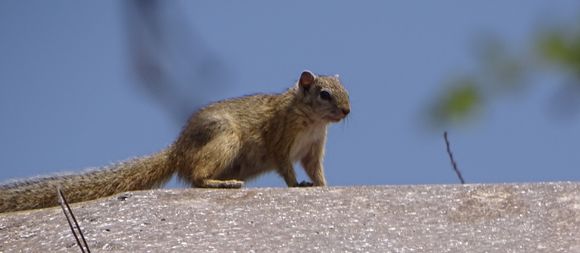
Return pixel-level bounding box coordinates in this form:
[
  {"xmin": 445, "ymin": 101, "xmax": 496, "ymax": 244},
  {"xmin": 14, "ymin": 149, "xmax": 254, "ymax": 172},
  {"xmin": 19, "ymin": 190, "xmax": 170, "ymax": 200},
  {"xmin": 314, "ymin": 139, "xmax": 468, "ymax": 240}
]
[{"xmin": 0, "ymin": 71, "xmax": 350, "ymax": 213}]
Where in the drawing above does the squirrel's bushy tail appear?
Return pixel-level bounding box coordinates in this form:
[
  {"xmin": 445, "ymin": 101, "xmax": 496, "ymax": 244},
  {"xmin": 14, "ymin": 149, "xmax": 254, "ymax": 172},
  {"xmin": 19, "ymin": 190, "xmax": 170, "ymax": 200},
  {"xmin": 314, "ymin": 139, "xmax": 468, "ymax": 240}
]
[{"xmin": 0, "ymin": 149, "xmax": 174, "ymax": 213}]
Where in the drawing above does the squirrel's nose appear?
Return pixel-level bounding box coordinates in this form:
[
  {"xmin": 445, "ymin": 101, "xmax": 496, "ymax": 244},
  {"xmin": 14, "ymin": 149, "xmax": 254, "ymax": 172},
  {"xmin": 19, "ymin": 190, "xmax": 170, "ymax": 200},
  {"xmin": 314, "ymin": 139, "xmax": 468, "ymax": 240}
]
[{"xmin": 341, "ymin": 108, "xmax": 350, "ymax": 116}]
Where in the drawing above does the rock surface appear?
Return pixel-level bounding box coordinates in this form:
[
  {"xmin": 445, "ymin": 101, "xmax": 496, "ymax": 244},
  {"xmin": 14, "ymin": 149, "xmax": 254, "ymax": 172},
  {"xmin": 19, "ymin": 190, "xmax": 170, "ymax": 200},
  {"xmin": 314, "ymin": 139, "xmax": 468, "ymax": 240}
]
[{"xmin": 1, "ymin": 182, "xmax": 579, "ymax": 252}]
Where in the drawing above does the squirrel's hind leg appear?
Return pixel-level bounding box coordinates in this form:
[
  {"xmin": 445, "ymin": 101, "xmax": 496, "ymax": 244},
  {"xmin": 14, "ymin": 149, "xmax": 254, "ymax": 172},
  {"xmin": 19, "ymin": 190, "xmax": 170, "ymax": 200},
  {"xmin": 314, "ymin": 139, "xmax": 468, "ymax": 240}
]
[{"xmin": 188, "ymin": 130, "xmax": 243, "ymax": 188}]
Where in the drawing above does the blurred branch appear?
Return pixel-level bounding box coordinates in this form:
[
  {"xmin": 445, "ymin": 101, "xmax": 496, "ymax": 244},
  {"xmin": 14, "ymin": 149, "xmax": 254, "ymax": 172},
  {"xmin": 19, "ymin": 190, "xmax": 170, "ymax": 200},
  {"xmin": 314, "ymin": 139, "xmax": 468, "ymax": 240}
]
[
  {"xmin": 124, "ymin": 0, "xmax": 231, "ymax": 123},
  {"xmin": 427, "ymin": 17, "xmax": 580, "ymax": 128}
]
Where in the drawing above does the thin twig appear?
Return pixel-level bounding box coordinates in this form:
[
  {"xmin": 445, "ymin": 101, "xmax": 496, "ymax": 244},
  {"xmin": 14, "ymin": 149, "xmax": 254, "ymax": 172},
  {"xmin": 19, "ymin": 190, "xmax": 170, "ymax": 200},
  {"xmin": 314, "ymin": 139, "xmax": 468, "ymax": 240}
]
[
  {"xmin": 443, "ymin": 131, "xmax": 466, "ymax": 184},
  {"xmin": 57, "ymin": 188, "xmax": 91, "ymax": 253}
]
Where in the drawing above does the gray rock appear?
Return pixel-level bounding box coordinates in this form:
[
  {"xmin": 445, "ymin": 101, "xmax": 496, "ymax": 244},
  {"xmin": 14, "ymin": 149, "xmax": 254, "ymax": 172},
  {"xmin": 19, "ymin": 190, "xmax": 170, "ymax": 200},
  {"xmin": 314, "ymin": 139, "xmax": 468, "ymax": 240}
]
[{"xmin": 1, "ymin": 182, "xmax": 579, "ymax": 252}]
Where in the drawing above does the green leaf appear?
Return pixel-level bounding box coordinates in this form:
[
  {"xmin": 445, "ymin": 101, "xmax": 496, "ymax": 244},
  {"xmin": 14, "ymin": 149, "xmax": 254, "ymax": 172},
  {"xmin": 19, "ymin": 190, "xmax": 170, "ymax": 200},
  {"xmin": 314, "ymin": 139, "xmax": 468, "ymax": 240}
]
[{"xmin": 431, "ymin": 79, "xmax": 482, "ymax": 125}]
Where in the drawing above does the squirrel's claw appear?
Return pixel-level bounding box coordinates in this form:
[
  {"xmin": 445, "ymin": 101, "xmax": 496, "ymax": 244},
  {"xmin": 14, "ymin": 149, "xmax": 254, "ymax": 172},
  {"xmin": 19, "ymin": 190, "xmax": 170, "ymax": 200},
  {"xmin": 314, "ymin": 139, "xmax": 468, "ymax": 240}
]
[{"xmin": 297, "ymin": 181, "xmax": 314, "ymax": 187}]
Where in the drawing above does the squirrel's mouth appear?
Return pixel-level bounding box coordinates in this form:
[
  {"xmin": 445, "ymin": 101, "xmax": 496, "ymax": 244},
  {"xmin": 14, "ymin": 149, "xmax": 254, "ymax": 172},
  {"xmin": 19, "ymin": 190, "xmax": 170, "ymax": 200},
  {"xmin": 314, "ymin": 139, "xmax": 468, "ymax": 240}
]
[
  {"xmin": 324, "ymin": 116, "xmax": 343, "ymax": 122},
  {"xmin": 323, "ymin": 107, "xmax": 350, "ymax": 122},
  {"xmin": 324, "ymin": 112, "xmax": 347, "ymax": 122}
]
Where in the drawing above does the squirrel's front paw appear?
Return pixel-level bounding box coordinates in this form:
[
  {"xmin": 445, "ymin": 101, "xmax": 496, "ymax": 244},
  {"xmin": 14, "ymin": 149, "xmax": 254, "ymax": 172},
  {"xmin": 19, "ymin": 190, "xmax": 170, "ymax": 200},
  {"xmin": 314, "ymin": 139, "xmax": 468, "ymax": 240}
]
[{"xmin": 297, "ymin": 181, "xmax": 314, "ymax": 187}]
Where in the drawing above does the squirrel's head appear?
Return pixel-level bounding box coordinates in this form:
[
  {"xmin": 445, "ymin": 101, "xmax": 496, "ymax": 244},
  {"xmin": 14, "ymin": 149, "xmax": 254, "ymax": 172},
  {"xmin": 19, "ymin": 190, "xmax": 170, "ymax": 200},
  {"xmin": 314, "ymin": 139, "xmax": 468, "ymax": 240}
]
[{"xmin": 296, "ymin": 70, "xmax": 350, "ymax": 123}]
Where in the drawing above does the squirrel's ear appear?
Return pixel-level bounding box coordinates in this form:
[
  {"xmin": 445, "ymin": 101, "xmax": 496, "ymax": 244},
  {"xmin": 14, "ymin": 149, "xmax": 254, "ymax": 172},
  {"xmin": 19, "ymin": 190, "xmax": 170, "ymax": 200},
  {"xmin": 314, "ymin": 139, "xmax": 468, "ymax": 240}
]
[
  {"xmin": 299, "ymin": 70, "xmax": 316, "ymax": 89},
  {"xmin": 334, "ymin": 74, "xmax": 340, "ymax": 79}
]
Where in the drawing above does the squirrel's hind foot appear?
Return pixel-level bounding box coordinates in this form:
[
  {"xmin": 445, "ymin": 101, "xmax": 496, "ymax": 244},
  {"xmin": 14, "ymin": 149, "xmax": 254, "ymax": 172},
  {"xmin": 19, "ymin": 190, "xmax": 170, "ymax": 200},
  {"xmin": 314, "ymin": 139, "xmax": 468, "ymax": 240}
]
[{"xmin": 198, "ymin": 179, "xmax": 244, "ymax": 189}]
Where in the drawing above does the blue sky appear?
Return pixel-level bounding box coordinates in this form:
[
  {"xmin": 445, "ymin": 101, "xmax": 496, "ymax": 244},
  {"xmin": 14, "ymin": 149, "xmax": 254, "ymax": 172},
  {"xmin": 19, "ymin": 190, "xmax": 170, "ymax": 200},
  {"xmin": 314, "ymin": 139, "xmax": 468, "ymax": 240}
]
[{"xmin": 1, "ymin": 1, "xmax": 579, "ymax": 188}]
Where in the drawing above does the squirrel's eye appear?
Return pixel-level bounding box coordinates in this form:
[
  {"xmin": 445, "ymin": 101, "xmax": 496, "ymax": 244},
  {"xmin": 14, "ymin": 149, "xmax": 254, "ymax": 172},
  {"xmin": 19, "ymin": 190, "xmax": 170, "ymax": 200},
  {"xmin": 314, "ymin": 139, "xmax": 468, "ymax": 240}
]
[{"xmin": 319, "ymin": 90, "xmax": 332, "ymax": 101}]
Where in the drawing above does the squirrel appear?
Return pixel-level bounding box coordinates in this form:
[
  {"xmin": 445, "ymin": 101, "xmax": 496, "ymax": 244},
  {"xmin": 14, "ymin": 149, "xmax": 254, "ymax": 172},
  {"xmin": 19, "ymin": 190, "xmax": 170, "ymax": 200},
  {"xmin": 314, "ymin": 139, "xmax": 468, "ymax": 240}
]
[{"xmin": 0, "ymin": 70, "xmax": 350, "ymax": 213}]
